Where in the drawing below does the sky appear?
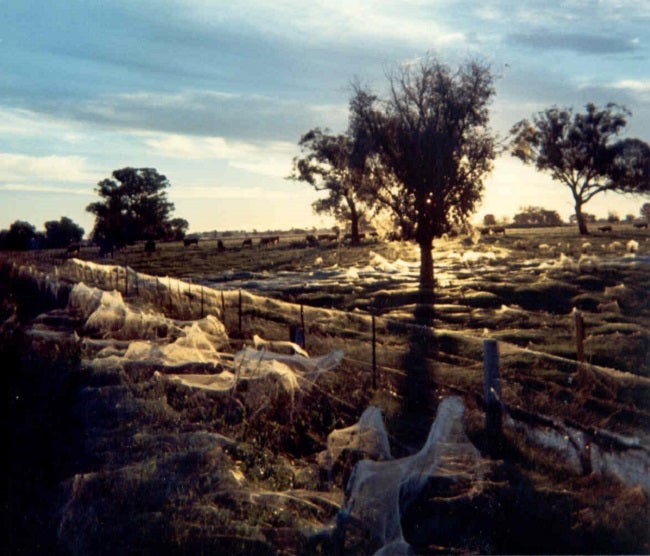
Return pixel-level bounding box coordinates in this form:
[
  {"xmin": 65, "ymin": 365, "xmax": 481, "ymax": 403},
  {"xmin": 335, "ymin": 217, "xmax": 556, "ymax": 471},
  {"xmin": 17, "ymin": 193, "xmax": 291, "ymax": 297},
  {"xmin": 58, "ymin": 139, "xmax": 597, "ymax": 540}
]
[{"xmin": 1, "ymin": 0, "xmax": 649, "ymax": 235}]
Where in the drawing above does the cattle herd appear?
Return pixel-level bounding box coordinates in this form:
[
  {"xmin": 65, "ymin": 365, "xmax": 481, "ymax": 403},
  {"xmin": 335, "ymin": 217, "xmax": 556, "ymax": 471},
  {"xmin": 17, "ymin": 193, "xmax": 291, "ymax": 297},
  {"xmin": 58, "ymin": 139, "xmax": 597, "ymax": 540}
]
[{"xmin": 64, "ymin": 221, "xmax": 648, "ymax": 259}]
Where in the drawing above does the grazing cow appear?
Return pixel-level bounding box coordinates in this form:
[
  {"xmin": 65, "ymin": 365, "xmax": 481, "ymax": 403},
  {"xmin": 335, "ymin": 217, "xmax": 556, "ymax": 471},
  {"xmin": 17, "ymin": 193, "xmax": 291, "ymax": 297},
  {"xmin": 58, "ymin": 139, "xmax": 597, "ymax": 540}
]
[
  {"xmin": 241, "ymin": 238, "xmax": 253, "ymax": 248},
  {"xmin": 144, "ymin": 240, "xmax": 156, "ymax": 254},
  {"xmin": 98, "ymin": 239, "xmax": 115, "ymax": 258},
  {"xmin": 633, "ymin": 222, "xmax": 648, "ymax": 229},
  {"xmin": 479, "ymin": 227, "xmax": 491, "ymax": 236},
  {"xmin": 217, "ymin": 239, "xmax": 226, "ymax": 252},
  {"xmin": 259, "ymin": 235, "xmax": 280, "ymax": 247},
  {"xmin": 305, "ymin": 234, "xmax": 319, "ymax": 247},
  {"xmin": 598, "ymin": 225, "xmax": 613, "ymax": 232},
  {"xmin": 492, "ymin": 226, "xmax": 506, "ymax": 236},
  {"xmin": 317, "ymin": 233, "xmax": 338, "ymax": 242},
  {"xmin": 66, "ymin": 242, "xmax": 81, "ymax": 257},
  {"xmin": 184, "ymin": 237, "xmax": 199, "ymax": 247}
]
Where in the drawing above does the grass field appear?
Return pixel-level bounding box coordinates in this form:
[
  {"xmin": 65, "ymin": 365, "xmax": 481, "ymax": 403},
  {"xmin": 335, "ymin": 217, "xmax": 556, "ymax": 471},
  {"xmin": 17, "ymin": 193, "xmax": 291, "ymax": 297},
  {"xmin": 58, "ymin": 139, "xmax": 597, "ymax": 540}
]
[{"xmin": 2, "ymin": 223, "xmax": 649, "ymax": 554}]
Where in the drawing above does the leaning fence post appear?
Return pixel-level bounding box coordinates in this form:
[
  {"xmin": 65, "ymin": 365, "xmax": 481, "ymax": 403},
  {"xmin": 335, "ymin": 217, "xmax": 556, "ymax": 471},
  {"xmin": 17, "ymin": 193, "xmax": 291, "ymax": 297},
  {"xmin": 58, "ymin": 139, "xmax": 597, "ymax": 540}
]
[
  {"xmin": 575, "ymin": 310, "xmax": 586, "ymax": 384},
  {"xmin": 483, "ymin": 339, "xmax": 502, "ymax": 444}
]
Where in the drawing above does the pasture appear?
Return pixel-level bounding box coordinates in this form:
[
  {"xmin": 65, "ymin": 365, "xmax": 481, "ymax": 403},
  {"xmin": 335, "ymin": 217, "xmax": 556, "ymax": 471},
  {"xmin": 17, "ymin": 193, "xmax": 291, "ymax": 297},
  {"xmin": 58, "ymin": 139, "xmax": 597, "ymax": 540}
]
[{"xmin": 2, "ymin": 223, "xmax": 650, "ymax": 554}]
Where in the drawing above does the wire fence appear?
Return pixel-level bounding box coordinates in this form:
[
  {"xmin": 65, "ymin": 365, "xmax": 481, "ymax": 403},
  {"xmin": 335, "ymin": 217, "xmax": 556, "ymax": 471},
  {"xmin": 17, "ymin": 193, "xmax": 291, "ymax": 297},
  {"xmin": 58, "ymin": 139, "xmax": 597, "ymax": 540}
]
[{"xmin": 3, "ymin": 256, "xmax": 650, "ymax": 493}]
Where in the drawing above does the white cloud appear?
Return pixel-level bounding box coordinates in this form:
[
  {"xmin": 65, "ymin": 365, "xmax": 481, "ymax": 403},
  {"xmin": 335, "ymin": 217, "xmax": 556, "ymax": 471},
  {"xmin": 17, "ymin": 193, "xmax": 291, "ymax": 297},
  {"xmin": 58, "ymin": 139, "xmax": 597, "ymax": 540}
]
[
  {"xmin": 142, "ymin": 132, "xmax": 298, "ymax": 178},
  {"xmin": 0, "ymin": 183, "xmax": 93, "ymax": 195},
  {"xmin": 611, "ymin": 80, "xmax": 650, "ymax": 97},
  {"xmin": 0, "ymin": 153, "xmax": 99, "ymax": 182}
]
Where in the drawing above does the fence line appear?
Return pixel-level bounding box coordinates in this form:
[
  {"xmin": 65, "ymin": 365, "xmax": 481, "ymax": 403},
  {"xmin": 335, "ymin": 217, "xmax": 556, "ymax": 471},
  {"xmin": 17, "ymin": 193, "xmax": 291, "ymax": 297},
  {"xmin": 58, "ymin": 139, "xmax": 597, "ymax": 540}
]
[{"xmin": 49, "ymin": 258, "xmax": 650, "ymax": 392}]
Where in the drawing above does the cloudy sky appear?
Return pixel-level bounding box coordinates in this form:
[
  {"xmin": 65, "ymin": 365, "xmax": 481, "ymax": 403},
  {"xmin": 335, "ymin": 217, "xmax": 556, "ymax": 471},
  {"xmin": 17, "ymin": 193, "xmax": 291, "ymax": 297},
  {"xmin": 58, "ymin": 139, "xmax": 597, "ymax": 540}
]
[{"xmin": 1, "ymin": 1, "xmax": 649, "ymax": 235}]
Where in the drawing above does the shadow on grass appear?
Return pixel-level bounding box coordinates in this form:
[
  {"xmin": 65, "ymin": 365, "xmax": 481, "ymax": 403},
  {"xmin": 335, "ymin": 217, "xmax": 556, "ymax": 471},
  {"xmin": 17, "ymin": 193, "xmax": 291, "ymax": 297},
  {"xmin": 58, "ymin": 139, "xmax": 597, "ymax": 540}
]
[{"xmin": 393, "ymin": 295, "xmax": 438, "ymax": 451}]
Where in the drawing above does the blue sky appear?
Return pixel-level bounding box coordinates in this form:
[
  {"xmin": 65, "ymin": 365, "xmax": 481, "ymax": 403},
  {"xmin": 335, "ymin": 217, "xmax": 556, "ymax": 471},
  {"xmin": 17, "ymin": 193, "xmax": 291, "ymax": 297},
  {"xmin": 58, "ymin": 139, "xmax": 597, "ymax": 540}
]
[{"xmin": 1, "ymin": 0, "xmax": 649, "ymax": 235}]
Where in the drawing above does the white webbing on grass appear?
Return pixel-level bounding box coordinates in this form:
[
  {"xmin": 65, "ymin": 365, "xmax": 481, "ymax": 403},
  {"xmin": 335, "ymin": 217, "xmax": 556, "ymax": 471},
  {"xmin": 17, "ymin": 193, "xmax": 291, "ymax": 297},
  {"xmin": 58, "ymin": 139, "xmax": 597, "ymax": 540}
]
[
  {"xmin": 319, "ymin": 406, "xmax": 393, "ymax": 471},
  {"xmin": 340, "ymin": 397, "xmax": 484, "ymax": 555}
]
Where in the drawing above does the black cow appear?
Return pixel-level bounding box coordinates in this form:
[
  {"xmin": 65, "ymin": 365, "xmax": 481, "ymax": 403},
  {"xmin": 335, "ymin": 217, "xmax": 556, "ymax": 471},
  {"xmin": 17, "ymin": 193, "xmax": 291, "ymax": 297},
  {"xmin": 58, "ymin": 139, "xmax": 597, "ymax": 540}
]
[
  {"xmin": 144, "ymin": 240, "xmax": 156, "ymax": 254},
  {"xmin": 598, "ymin": 225, "xmax": 613, "ymax": 232},
  {"xmin": 217, "ymin": 239, "xmax": 226, "ymax": 252},
  {"xmin": 66, "ymin": 242, "xmax": 81, "ymax": 257},
  {"xmin": 241, "ymin": 238, "xmax": 253, "ymax": 248},
  {"xmin": 492, "ymin": 226, "xmax": 507, "ymax": 236},
  {"xmin": 260, "ymin": 235, "xmax": 280, "ymax": 247},
  {"xmin": 633, "ymin": 222, "xmax": 648, "ymax": 229},
  {"xmin": 305, "ymin": 234, "xmax": 319, "ymax": 247},
  {"xmin": 184, "ymin": 237, "xmax": 199, "ymax": 247}
]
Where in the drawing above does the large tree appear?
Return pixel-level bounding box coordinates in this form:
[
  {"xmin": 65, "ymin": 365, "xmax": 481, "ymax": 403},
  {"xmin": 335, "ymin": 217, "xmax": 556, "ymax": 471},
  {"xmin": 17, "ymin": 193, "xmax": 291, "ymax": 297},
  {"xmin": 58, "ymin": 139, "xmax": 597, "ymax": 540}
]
[
  {"xmin": 510, "ymin": 103, "xmax": 650, "ymax": 235},
  {"xmin": 290, "ymin": 129, "xmax": 373, "ymax": 244},
  {"xmin": 0, "ymin": 220, "xmax": 36, "ymax": 251},
  {"xmin": 44, "ymin": 216, "xmax": 84, "ymax": 248},
  {"xmin": 86, "ymin": 167, "xmax": 178, "ymax": 249},
  {"xmin": 350, "ymin": 57, "xmax": 497, "ymax": 314}
]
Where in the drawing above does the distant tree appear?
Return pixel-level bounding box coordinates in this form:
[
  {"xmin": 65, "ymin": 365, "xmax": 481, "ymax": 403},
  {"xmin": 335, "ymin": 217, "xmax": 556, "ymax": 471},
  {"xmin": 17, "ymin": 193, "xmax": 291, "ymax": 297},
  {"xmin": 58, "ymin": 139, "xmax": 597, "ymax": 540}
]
[
  {"xmin": 513, "ymin": 206, "xmax": 563, "ymax": 227},
  {"xmin": 511, "ymin": 103, "xmax": 650, "ymax": 235},
  {"xmin": 167, "ymin": 218, "xmax": 189, "ymax": 241},
  {"xmin": 641, "ymin": 202, "xmax": 650, "ymax": 221},
  {"xmin": 569, "ymin": 213, "xmax": 596, "ymax": 225},
  {"xmin": 483, "ymin": 214, "xmax": 497, "ymax": 227},
  {"xmin": 0, "ymin": 220, "xmax": 37, "ymax": 250},
  {"xmin": 625, "ymin": 214, "xmax": 635, "ymax": 223},
  {"xmin": 350, "ymin": 57, "xmax": 497, "ymax": 316},
  {"xmin": 44, "ymin": 216, "xmax": 85, "ymax": 249},
  {"xmin": 607, "ymin": 211, "xmax": 620, "ymax": 223},
  {"xmin": 87, "ymin": 168, "xmax": 180, "ymax": 249},
  {"xmin": 290, "ymin": 128, "xmax": 373, "ymax": 245}
]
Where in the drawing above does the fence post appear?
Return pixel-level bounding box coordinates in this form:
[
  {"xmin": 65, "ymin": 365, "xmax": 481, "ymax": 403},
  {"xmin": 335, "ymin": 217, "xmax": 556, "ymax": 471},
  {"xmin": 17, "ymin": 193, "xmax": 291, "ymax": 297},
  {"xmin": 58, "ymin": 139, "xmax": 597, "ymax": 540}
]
[
  {"xmin": 168, "ymin": 277, "xmax": 172, "ymax": 313},
  {"xmin": 372, "ymin": 313, "xmax": 377, "ymax": 389},
  {"xmin": 300, "ymin": 304, "xmax": 306, "ymax": 351},
  {"xmin": 238, "ymin": 289, "xmax": 242, "ymax": 336},
  {"xmin": 575, "ymin": 310, "xmax": 586, "ymax": 384},
  {"xmin": 124, "ymin": 264, "xmax": 128, "ymax": 296},
  {"xmin": 200, "ymin": 287, "xmax": 204, "ymax": 319},
  {"xmin": 221, "ymin": 290, "xmax": 226, "ymax": 325},
  {"xmin": 483, "ymin": 339, "xmax": 502, "ymax": 445},
  {"xmin": 134, "ymin": 271, "xmax": 139, "ymax": 296}
]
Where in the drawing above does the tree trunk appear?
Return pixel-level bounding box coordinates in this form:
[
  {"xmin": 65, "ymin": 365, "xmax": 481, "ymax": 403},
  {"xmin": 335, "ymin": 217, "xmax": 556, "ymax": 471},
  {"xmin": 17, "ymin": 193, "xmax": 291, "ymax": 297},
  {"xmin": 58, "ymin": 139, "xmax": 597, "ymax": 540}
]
[
  {"xmin": 346, "ymin": 193, "xmax": 361, "ymax": 246},
  {"xmin": 416, "ymin": 240, "xmax": 435, "ymax": 325},
  {"xmin": 574, "ymin": 203, "xmax": 589, "ymax": 235}
]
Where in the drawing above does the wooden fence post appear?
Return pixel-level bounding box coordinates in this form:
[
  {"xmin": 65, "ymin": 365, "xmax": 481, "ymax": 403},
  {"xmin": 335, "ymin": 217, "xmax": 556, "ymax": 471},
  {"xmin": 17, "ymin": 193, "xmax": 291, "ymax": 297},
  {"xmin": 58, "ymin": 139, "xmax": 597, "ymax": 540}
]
[
  {"xmin": 483, "ymin": 339, "xmax": 502, "ymax": 444},
  {"xmin": 371, "ymin": 313, "xmax": 378, "ymax": 389},
  {"xmin": 238, "ymin": 289, "xmax": 242, "ymax": 336},
  {"xmin": 300, "ymin": 304, "xmax": 306, "ymax": 351},
  {"xmin": 575, "ymin": 310, "xmax": 586, "ymax": 384}
]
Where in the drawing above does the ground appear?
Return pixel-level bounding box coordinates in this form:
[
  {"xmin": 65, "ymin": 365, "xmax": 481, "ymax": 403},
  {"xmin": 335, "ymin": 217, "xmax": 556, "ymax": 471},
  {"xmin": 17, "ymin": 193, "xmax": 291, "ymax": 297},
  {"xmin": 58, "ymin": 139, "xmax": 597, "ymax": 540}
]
[{"xmin": 1, "ymin": 224, "xmax": 649, "ymax": 554}]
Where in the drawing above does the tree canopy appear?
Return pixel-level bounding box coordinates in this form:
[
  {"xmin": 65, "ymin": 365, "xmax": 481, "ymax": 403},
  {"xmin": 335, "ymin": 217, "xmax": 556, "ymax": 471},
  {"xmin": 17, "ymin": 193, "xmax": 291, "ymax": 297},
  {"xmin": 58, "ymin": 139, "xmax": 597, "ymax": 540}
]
[
  {"xmin": 44, "ymin": 216, "xmax": 84, "ymax": 248},
  {"xmin": 350, "ymin": 57, "xmax": 497, "ymax": 303},
  {"xmin": 510, "ymin": 103, "xmax": 650, "ymax": 234},
  {"xmin": 290, "ymin": 129, "xmax": 373, "ymax": 244},
  {"xmin": 86, "ymin": 167, "xmax": 181, "ymax": 249},
  {"xmin": 0, "ymin": 220, "xmax": 37, "ymax": 251}
]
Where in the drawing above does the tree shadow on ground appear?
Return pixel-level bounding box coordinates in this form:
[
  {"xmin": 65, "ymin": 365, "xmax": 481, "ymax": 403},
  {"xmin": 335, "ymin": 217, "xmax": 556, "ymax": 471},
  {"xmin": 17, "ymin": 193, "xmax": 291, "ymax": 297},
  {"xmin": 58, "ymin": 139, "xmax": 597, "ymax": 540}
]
[{"xmin": 392, "ymin": 299, "xmax": 438, "ymax": 452}]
